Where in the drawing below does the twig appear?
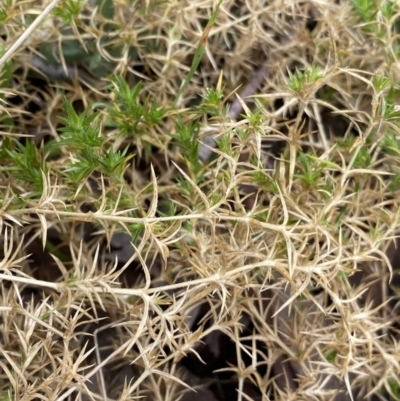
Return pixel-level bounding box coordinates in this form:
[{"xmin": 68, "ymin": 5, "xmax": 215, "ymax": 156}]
[
  {"xmin": 228, "ymin": 65, "xmax": 269, "ymax": 119},
  {"xmin": 0, "ymin": 0, "xmax": 62, "ymax": 69}
]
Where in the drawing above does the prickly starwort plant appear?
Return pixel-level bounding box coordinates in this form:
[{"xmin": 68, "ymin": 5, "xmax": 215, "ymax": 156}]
[{"xmin": 0, "ymin": 0, "xmax": 400, "ymax": 400}]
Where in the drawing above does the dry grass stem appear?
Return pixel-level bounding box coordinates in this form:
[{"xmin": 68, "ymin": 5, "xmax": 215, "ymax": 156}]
[{"xmin": 1, "ymin": 0, "xmax": 400, "ymax": 400}]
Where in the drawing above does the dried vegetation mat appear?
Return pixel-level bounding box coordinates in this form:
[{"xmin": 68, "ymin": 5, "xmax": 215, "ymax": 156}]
[{"xmin": 1, "ymin": 0, "xmax": 400, "ymax": 400}]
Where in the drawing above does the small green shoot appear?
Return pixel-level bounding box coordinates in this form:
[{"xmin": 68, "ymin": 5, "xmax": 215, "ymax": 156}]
[
  {"xmin": 169, "ymin": 117, "xmax": 201, "ymax": 175},
  {"xmin": 129, "ymin": 223, "xmax": 145, "ymax": 243},
  {"xmin": 287, "ymin": 65, "xmax": 323, "ymax": 93},
  {"xmin": 354, "ymin": 145, "xmax": 371, "ymax": 168},
  {"xmin": 295, "ymin": 152, "xmax": 323, "ymax": 187},
  {"xmin": 4, "ymin": 140, "xmax": 46, "ymax": 190},
  {"xmin": 173, "ymin": 0, "xmax": 224, "ymax": 107},
  {"xmin": 0, "ymin": 389, "xmax": 12, "ymax": 401},
  {"xmin": 350, "ymin": 0, "xmax": 377, "ymax": 22},
  {"xmin": 373, "ymin": 74, "xmax": 391, "ymax": 94},
  {"xmin": 56, "ymin": 98, "xmax": 104, "ymax": 151},
  {"xmin": 197, "ymin": 86, "xmax": 228, "ymax": 117},
  {"xmin": 102, "ymin": 76, "xmax": 166, "ymax": 138},
  {"xmin": 53, "ymin": 0, "xmax": 87, "ymax": 25},
  {"xmin": 326, "ymin": 350, "xmax": 338, "ymax": 363},
  {"xmin": 381, "ymin": 131, "xmax": 400, "ymax": 157}
]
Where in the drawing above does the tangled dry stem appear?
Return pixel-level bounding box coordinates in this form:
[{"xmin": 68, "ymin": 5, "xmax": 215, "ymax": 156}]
[{"xmin": 0, "ymin": 0, "xmax": 400, "ymax": 400}]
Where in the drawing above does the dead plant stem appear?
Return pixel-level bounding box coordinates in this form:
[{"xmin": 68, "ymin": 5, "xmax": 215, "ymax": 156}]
[{"xmin": 0, "ymin": 0, "xmax": 62, "ymax": 69}]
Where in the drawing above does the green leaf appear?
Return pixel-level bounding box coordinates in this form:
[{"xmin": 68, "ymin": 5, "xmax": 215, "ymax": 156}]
[
  {"xmin": 173, "ymin": 0, "xmax": 224, "ymax": 107},
  {"xmin": 54, "ymin": 98, "xmax": 104, "ymax": 151},
  {"xmin": 96, "ymin": 0, "xmax": 114, "ymax": 19}
]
